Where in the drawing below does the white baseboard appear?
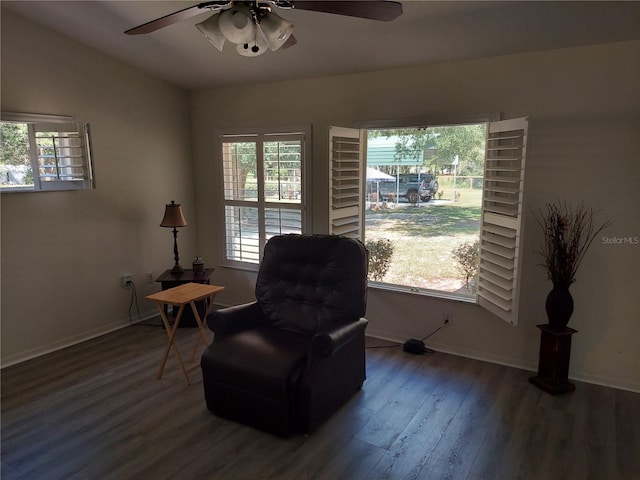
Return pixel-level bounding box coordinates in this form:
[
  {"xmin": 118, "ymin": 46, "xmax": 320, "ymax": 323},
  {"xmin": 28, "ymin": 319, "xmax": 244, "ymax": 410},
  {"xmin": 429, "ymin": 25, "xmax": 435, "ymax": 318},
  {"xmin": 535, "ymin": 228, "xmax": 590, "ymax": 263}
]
[
  {"xmin": 5, "ymin": 315, "xmax": 638, "ymax": 394},
  {"xmin": 0, "ymin": 310, "xmax": 158, "ymax": 369},
  {"xmin": 366, "ymin": 328, "xmax": 640, "ymax": 394}
]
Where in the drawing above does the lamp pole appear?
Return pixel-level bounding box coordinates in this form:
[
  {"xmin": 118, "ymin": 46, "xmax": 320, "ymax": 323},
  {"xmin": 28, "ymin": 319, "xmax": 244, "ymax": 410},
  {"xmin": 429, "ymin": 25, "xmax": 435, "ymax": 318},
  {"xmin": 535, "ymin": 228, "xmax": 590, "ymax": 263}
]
[{"xmin": 170, "ymin": 226, "xmax": 183, "ymax": 273}]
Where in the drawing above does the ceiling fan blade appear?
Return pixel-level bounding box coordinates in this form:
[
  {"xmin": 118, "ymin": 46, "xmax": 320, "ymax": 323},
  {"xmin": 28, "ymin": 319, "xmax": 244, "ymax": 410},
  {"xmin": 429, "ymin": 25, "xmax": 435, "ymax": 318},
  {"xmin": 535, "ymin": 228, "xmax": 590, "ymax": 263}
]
[
  {"xmin": 125, "ymin": 1, "xmax": 230, "ymax": 35},
  {"xmin": 291, "ymin": 1, "xmax": 402, "ymax": 22}
]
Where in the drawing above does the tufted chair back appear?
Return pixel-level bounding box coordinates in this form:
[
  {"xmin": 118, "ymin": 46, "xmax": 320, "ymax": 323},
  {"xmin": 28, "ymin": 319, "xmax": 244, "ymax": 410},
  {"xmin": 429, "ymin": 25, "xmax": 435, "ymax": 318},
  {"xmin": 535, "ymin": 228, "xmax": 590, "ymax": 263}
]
[{"xmin": 255, "ymin": 234, "xmax": 368, "ymax": 335}]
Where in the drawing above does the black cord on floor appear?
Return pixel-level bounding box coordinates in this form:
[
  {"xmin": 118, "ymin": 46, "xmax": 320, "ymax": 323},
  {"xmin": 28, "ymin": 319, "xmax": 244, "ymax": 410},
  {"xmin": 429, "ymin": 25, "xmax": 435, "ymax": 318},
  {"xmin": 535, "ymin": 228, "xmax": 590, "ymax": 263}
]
[
  {"xmin": 366, "ymin": 324, "xmax": 446, "ymax": 353},
  {"xmin": 365, "ymin": 344, "xmax": 400, "ymax": 349}
]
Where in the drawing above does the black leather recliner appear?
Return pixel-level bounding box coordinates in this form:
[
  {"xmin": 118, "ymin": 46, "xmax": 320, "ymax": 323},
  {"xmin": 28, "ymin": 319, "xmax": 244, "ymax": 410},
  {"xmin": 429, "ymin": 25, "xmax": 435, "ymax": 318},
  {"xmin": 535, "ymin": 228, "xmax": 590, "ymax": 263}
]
[{"xmin": 201, "ymin": 234, "xmax": 368, "ymax": 437}]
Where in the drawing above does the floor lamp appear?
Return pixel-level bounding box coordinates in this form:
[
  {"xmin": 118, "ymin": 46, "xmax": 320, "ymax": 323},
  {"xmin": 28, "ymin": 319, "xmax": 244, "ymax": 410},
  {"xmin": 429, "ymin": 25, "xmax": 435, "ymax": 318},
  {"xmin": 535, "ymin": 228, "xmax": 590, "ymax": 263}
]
[{"xmin": 160, "ymin": 200, "xmax": 188, "ymax": 274}]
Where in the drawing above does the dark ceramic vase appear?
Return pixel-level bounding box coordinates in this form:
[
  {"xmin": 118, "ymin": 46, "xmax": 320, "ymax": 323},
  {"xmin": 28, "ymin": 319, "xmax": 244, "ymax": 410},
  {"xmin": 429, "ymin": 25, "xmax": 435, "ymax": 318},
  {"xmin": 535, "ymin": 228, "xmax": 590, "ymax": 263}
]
[{"xmin": 545, "ymin": 285, "xmax": 574, "ymax": 331}]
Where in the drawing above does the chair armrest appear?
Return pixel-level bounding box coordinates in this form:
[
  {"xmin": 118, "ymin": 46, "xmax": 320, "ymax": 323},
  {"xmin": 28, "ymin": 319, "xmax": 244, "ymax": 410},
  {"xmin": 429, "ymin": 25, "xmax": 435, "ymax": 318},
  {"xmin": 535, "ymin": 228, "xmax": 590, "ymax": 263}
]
[
  {"xmin": 310, "ymin": 318, "xmax": 368, "ymax": 357},
  {"xmin": 208, "ymin": 301, "xmax": 266, "ymax": 336}
]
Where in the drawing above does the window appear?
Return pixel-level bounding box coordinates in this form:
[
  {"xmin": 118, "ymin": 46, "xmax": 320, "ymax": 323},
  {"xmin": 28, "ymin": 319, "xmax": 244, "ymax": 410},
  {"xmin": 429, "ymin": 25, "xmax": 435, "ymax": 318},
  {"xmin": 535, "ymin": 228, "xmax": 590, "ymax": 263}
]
[
  {"xmin": 363, "ymin": 124, "xmax": 486, "ymax": 302},
  {"xmin": 1, "ymin": 112, "xmax": 94, "ymax": 192},
  {"xmin": 329, "ymin": 117, "xmax": 528, "ymax": 325},
  {"xmin": 219, "ymin": 129, "xmax": 308, "ymax": 266}
]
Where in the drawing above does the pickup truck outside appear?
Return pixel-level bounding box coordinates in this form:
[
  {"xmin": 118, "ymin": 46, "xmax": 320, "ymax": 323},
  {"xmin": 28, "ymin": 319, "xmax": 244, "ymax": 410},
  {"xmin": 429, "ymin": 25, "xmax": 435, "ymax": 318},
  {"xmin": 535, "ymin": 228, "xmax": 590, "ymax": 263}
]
[{"xmin": 378, "ymin": 173, "xmax": 439, "ymax": 203}]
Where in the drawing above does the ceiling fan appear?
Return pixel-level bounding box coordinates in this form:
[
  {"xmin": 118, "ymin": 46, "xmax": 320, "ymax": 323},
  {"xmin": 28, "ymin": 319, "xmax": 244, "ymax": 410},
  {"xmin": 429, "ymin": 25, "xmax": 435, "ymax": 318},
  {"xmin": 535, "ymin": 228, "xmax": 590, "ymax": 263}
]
[{"xmin": 125, "ymin": 1, "xmax": 403, "ymax": 57}]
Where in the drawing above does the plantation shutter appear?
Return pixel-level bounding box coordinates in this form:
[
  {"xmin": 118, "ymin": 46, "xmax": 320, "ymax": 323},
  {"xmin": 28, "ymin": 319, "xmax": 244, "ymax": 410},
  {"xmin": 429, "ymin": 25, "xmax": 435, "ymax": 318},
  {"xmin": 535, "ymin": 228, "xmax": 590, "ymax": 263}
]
[
  {"xmin": 328, "ymin": 126, "xmax": 364, "ymax": 239},
  {"xmin": 477, "ymin": 117, "xmax": 528, "ymax": 325},
  {"xmin": 30, "ymin": 121, "xmax": 94, "ymax": 191}
]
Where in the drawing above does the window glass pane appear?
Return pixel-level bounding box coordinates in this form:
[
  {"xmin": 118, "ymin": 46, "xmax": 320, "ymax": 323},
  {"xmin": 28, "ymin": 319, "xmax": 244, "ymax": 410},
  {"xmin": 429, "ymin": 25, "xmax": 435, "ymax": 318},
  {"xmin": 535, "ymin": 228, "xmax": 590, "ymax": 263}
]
[
  {"xmin": 222, "ymin": 142, "xmax": 257, "ymax": 201},
  {"xmin": 224, "ymin": 206, "xmax": 259, "ymax": 263},
  {"xmin": 263, "ymin": 140, "xmax": 302, "ymax": 203},
  {"xmin": 265, "ymin": 208, "xmax": 302, "ymax": 238},
  {"xmin": 365, "ymin": 124, "xmax": 486, "ymax": 298},
  {"xmin": 1, "ymin": 122, "xmax": 34, "ymax": 190}
]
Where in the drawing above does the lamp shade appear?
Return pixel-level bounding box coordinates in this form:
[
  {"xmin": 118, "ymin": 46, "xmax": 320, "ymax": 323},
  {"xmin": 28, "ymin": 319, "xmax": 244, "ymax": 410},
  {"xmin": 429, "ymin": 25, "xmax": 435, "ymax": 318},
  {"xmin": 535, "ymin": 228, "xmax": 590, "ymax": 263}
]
[
  {"xmin": 259, "ymin": 11, "xmax": 294, "ymax": 51},
  {"xmin": 218, "ymin": 6, "xmax": 256, "ymax": 44},
  {"xmin": 160, "ymin": 201, "xmax": 188, "ymax": 228},
  {"xmin": 196, "ymin": 13, "xmax": 226, "ymax": 51}
]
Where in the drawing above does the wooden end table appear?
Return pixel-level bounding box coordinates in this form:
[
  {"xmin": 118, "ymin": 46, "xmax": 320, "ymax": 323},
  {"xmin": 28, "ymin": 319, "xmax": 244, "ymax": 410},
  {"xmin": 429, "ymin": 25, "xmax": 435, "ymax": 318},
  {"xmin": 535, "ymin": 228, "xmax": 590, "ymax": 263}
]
[
  {"xmin": 529, "ymin": 324, "xmax": 578, "ymax": 395},
  {"xmin": 146, "ymin": 283, "xmax": 225, "ymax": 385}
]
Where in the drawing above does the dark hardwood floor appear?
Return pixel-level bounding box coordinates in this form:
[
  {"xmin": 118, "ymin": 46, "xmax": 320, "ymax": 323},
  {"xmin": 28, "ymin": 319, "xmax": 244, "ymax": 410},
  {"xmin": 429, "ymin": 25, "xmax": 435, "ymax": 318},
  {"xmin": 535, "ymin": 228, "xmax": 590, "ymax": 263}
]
[{"xmin": 1, "ymin": 324, "xmax": 638, "ymax": 480}]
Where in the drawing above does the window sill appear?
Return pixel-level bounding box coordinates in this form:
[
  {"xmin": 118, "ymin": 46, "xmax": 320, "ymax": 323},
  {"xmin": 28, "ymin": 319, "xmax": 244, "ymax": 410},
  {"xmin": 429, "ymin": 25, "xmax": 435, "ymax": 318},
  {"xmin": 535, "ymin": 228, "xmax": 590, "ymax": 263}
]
[
  {"xmin": 367, "ymin": 281, "xmax": 477, "ymax": 304},
  {"xmin": 219, "ymin": 262, "xmax": 259, "ymax": 274}
]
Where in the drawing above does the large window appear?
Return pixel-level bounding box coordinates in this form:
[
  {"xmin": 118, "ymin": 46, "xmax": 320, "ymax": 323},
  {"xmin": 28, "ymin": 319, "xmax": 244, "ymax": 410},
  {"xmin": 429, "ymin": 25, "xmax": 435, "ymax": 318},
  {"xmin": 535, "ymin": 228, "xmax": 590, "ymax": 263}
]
[
  {"xmin": 329, "ymin": 118, "xmax": 528, "ymax": 324},
  {"xmin": 364, "ymin": 124, "xmax": 486, "ymax": 299},
  {"xmin": 1, "ymin": 112, "xmax": 94, "ymax": 192},
  {"xmin": 220, "ymin": 129, "xmax": 308, "ymax": 265}
]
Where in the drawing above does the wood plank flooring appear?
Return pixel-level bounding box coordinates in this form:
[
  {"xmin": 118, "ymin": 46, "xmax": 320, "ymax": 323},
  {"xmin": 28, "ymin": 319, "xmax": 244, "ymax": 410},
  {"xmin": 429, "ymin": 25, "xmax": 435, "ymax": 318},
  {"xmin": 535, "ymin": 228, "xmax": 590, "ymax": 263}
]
[{"xmin": 2, "ymin": 324, "xmax": 639, "ymax": 480}]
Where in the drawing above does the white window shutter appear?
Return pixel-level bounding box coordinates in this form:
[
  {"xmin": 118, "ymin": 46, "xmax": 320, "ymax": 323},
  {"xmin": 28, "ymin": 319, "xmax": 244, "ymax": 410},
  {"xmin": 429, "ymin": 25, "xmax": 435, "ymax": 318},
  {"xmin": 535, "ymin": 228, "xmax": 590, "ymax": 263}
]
[
  {"xmin": 477, "ymin": 117, "xmax": 528, "ymax": 325},
  {"xmin": 328, "ymin": 126, "xmax": 364, "ymax": 239},
  {"xmin": 31, "ymin": 122, "xmax": 94, "ymax": 190}
]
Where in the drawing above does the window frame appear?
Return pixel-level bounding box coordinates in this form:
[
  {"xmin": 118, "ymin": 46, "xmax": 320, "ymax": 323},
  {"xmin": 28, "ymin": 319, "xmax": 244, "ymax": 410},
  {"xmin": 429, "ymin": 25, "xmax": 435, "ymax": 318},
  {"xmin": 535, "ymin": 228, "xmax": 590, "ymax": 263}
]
[
  {"xmin": 1, "ymin": 112, "xmax": 94, "ymax": 193},
  {"xmin": 338, "ymin": 114, "xmax": 527, "ymax": 324},
  {"xmin": 216, "ymin": 126, "xmax": 311, "ymax": 270}
]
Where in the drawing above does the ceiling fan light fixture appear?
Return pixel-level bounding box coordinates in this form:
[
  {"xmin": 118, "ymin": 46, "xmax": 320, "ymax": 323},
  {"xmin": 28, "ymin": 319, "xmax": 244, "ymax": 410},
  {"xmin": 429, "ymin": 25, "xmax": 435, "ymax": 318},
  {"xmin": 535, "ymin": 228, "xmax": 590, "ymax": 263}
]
[
  {"xmin": 218, "ymin": 5, "xmax": 256, "ymax": 45},
  {"xmin": 235, "ymin": 29, "xmax": 269, "ymax": 57},
  {"xmin": 195, "ymin": 13, "xmax": 226, "ymax": 51},
  {"xmin": 259, "ymin": 11, "xmax": 294, "ymax": 51}
]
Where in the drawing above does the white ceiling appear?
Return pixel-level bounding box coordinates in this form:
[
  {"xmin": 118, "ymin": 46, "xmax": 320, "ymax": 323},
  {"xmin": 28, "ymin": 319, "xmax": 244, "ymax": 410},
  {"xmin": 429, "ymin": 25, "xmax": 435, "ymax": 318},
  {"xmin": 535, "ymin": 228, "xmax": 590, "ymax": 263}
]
[{"xmin": 4, "ymin": 1, "xmax": 640, "ymax": 91}]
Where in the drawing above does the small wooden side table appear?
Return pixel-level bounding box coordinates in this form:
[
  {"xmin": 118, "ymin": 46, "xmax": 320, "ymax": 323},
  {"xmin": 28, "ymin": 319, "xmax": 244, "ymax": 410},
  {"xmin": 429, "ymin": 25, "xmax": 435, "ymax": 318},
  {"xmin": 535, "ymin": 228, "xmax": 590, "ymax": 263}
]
[
  {"xmin": 156, "ymin": 268, "xmax": 215, "ymax": 327},
  {"xmin": 146, "ymin": 283, "xmax": 225, "ymax": 385},
  {"xmin": 529, "ymin": 324, "xmax": 578, "ymax": 395}
]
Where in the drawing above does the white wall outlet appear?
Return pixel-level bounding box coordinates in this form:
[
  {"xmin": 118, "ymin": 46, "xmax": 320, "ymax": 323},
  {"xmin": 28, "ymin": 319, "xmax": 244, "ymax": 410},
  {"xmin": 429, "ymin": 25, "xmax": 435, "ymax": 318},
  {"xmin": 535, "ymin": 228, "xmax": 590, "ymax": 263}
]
[
  {"xmin": 122, "ymin": 274, "xmax": 132, "ymax": 287},
  {"xmin": 146, "ymin": 271, "xmax": 154, "ymax": 283}
]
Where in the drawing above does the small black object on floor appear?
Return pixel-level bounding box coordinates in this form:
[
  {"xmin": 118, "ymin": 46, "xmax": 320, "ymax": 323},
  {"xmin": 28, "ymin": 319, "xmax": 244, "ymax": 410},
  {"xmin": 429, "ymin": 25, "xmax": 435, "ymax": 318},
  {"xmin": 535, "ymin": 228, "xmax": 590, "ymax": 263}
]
[{"xmin": 403, "ymin": 338, "xmax": 426, "ymax": 354}]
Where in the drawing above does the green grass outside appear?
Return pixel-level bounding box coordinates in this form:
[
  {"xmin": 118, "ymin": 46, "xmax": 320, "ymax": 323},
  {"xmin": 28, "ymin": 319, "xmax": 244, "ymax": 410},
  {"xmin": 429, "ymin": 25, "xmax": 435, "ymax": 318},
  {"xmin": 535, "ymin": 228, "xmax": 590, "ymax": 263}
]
[{"xmin": 365, "ymin": 188, "xmax": 482, "ymax": 291}]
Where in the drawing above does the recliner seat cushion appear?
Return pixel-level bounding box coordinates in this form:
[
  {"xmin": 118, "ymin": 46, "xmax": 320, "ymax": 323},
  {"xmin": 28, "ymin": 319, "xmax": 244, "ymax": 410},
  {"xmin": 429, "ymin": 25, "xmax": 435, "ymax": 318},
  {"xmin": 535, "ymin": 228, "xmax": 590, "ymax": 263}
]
[{"xmin": 201, "ymin": 327, "xmax": 311, "ymax": 399}]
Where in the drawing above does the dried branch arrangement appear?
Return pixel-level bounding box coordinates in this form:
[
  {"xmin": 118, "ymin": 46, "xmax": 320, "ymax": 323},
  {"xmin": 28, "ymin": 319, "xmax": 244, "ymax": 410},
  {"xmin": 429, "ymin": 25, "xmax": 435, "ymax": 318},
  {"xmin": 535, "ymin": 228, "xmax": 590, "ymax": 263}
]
[{"xmin": 536, "ymin": 201, "xmax": 612, "ymax": 288}]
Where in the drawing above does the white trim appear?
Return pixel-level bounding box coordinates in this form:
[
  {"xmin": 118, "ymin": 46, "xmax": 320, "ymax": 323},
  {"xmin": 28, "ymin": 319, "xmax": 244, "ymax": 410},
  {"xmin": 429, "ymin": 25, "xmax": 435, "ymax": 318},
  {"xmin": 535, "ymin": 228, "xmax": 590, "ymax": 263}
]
[
  {"xmin": 365, "ymin": 329, "xmax": 640, "ymax": 393},
  {"xmin": 1, "ymin": 111, "xmax": 75, "ymax": 123},
  {"xmin": 368, "ymin": 281, "xmax": 477, "ymax": 303},
  {"xmin": 356, "ymin": 112, "xmax": 501, "ymax": 130},
  {"xmin": 0, "ymin": 310, "xmax": 157, "ymax": 369}
]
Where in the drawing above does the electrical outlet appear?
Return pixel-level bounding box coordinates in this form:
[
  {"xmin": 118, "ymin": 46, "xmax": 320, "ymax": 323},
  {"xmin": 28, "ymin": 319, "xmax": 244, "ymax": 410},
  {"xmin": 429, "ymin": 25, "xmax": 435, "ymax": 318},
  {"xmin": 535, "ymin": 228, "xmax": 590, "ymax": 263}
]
[
  {"xmin": 443, "ymin": 311, "xmax": 452, "ymax": 326},
  {"xmin": 122, "ymin": 274, "xmax": 132, "ymax": 287},
  {"xmin": 146, "ymin": 271, "xmax": 154, "ymax": 283}
]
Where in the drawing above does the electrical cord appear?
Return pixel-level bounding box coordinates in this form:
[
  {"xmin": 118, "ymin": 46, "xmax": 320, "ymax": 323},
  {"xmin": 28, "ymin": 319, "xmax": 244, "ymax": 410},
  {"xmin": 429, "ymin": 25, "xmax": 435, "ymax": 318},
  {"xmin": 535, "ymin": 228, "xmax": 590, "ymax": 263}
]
[
  {"xmin": 127, "ymin": 280, "xmax": 164, "ymax": 328},
  {"xmin": 421, "ymin": 325, "xmax": 442, "ymax": 342},
  {"xmin": 420, "ymin": 325, "xmax": 441, "ymax": 352},
  {"xmin": 366, "ymin": 322, "xmax": 447, "ymax": 352},
  {"xmin": 365, "ymin": 343, "xmax": 399, "ymax": 350},
  {"xmin": 127, "ymin": 280, "xmax": 142, "ymax": 324}
]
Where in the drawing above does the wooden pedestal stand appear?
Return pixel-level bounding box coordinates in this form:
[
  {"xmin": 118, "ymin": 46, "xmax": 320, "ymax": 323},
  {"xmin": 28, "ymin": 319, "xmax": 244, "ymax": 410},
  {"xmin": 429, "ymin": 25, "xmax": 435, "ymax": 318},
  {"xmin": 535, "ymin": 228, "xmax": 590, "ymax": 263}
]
[{"xmin": 529, "ymin": 324, "xmax": 578, "ymax": 395}]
